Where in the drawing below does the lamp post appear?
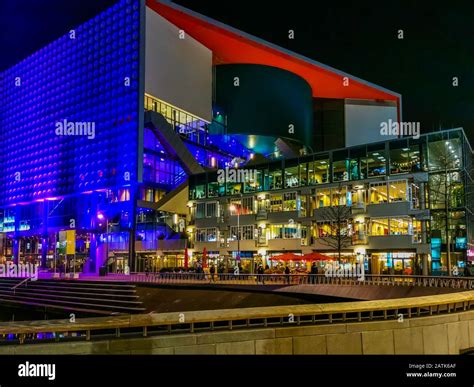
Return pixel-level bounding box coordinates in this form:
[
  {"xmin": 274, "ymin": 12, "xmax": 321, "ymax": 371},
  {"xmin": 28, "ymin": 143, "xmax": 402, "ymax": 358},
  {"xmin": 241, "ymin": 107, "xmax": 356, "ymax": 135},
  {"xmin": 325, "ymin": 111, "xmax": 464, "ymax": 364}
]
[{"xmin": 229, "ymin": 203, "xmax": 240, "ymax": 266}]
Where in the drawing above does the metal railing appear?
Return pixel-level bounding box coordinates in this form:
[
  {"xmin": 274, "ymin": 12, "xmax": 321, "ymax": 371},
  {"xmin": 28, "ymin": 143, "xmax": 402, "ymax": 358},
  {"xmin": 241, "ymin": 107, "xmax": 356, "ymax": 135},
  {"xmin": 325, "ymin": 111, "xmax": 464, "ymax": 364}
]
[
  {"xmin": 98, "ymin": 273, "xmax": 474, "ymax": 290},
  {"xmin": 11, "ymin": 277, "xmax": 32, "ymax": 295},
  {"xmin": 1, "ymin": 290, "xmax": 474, "ymax": 345}
]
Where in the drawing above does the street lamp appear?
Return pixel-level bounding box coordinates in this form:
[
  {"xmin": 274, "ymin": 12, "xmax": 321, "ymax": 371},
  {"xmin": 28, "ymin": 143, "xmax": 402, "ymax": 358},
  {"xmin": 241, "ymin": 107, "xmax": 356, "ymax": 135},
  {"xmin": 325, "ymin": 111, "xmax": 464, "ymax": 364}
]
[{"xmin": 229, "ymin": 203, "xmax": 240, "ymax": 265}]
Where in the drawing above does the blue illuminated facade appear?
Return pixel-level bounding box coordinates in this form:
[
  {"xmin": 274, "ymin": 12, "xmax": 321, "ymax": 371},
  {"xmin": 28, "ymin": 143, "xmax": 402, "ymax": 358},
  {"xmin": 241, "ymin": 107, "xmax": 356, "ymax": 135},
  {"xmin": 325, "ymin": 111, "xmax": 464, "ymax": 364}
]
[{"xmin": 0, "ymin": 0, "xmax": 142, "ymax": 206}]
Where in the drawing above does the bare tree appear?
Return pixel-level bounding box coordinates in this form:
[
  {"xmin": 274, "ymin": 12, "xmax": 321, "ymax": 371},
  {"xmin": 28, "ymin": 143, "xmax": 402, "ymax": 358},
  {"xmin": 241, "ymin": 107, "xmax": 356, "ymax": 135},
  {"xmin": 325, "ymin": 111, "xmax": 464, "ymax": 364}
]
[
  {"xmin": 429, "ymin": 141, "xmax": 473, "ymax": 275},
  {"xmin": 317, "ymin": 202, "xmax": 353, "ymax": 262}
]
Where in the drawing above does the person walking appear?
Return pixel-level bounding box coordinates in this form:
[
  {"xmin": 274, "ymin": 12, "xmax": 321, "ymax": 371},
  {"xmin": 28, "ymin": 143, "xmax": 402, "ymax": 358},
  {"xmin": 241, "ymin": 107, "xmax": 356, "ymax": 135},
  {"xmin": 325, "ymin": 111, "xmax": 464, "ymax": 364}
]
[
  {"xmin": 210, "ymin": 264, "xmax": 216, "ymax": 283},
  {"xmin": 285, "ymin": 265, "xmax": 291, "ymax": 284},
  {"xmin": 310, "ymin": 262, "xmax": 319, "ymax": 284},
  {"xmin": 257, "ymin": 265, "xmax": 265, "ymax": 284}
]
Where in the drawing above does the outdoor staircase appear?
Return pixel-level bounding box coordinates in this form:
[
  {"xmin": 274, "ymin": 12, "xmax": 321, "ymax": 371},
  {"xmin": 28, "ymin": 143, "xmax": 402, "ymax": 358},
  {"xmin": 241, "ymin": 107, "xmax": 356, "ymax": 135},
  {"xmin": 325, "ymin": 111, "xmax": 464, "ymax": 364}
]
[{"xmin": 0, "ymin": 278, "xmax": 145, "ymax": 316}]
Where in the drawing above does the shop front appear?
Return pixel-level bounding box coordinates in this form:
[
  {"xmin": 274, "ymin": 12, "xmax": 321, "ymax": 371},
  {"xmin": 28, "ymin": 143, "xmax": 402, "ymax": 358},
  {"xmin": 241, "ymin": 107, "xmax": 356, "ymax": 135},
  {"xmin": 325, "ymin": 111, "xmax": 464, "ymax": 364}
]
[{"xmin": 370, "ymin": 252, "xmax": 416, "ymax": 275}]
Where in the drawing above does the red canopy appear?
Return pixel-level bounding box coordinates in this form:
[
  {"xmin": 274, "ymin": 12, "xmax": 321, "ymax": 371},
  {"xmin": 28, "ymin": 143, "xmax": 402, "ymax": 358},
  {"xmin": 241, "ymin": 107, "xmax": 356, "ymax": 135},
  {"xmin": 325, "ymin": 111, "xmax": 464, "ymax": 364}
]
[
  {"xmin": 302, "ymin": 252, "xmax": 335, "ymax": 261},
  {"xmin": 269, "ymin": 252, "xmax": 302, "ymax": 261}
]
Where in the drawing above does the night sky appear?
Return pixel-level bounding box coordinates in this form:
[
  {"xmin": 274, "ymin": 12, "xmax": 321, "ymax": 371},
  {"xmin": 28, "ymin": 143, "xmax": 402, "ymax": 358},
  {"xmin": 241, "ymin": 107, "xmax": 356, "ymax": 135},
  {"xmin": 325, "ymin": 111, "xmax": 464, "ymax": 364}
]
[{"xmin": 1, "ymin": 0, "xmax": 472, "ymax": 141}]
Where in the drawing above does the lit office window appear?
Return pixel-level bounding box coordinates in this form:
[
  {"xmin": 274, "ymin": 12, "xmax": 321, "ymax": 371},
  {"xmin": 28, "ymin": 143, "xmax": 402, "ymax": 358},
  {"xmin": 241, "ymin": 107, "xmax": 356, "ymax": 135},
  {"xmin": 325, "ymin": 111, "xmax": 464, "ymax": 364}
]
[
  {"xmin": 367, "ymin": 146, "xmax": 386, "ymax": 177},
  {"xmin": 270, "ymin": 194, "xmax": 283, "ymax": 212},
  {"xmin": 371, "ymin": 218, "xmax": 389, "ymax": 236},
  {"xmin": 299, "ymin": 162, "xmax": 309, "ymax": 186},
  {"xmin": 331, "ymin": 187, "xmax": 347, "ymax": 206},
  {"xmin": 283, "ymin": 192, "xmax": 297, "ymax": 211},
  {"xmin": 316, "ymin": 189, "xmax": 331, "ymax": 208},
  {"xmin": 390, "ymin": 218, "xmax": 410, "ymax": 235},
  {"xmin": 207, "ymin": 228, "xmax": 217, "ymax": 242},
  {"xmin": 369, "ymin": 182, "xmax": 388, "ymax": 204},
  {"xmin": 389, "ymin": 140, "xmax": 412, "ymax": 174},
  {"xmin": 229, "ymin": 199, "xmax": 241, "ymax": 215},
  {"xmin": 389, "ymin": 180, "xmax": 407, "ymax": 202},
  {"xmin": 269, "ymin": 163, "xmax": 283, "ymax": 190},
  {"xmin": 284, "ymin": 160, "xmax": 299, "ymax": 188},
  {"xmin": 310, "ymin": 156, "xmax": 329, "ymax": 184},
  {"xmin": 241, "ymin": 197, "xmax": 255, "ymax": 214}
]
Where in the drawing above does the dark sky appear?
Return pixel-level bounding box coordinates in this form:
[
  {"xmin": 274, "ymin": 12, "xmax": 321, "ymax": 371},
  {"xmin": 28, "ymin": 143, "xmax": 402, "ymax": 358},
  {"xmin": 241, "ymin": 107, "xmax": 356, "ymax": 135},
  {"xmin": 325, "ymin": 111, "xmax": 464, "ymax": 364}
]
[{"xmin": 1, "ymin": 0, "xmax": 472, "ymax": 141}]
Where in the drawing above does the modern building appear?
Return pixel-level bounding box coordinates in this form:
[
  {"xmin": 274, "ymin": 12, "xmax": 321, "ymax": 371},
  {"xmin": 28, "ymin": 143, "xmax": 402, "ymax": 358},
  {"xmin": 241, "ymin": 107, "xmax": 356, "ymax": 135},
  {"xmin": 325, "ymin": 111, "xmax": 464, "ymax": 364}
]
[
  {"xmin": 0, "ymin": 0, "xmax": 470, "ymax": 275},
  {"xmin": 189, "ymin": 128, "xmax": 473, "ymax": 276}
]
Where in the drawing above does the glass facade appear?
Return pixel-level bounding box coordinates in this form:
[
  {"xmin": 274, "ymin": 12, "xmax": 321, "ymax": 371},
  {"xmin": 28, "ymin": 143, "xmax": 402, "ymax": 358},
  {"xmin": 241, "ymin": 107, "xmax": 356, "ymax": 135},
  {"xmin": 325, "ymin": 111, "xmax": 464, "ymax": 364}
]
[{"xmin": 189, "ymin": 129, "xmax": 473, "ymax": 276}]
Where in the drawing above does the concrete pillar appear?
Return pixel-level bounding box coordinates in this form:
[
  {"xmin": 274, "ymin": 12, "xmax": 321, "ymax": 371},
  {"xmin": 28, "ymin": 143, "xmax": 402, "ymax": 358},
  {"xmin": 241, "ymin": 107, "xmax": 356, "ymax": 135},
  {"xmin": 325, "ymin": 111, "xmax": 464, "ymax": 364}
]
[
  {"xmin": 420, "ymin": 182, "xmax": 426, "ymax": 210},
  {"xmin": 422, "ymin": 254, "xmax": 429, "ymax": 276},
  {"xmin": 41, "ymin": 236, "xmax": 48, "ymax": 269},
  {"xmin": 89, "ymin": 234, "xmax": 107, "ymax": 274},
  {"xmin": 13, "ymin": 238, "xmax": 20, "ymax": 265}
]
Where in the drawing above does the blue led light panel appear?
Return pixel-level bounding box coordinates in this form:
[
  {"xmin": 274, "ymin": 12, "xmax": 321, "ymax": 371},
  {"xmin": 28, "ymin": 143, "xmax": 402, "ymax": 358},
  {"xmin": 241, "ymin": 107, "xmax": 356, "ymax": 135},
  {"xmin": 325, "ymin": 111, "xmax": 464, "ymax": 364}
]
[{"xmin": 0, "ymin": 0, "xmax": 141, "ymax": 206}]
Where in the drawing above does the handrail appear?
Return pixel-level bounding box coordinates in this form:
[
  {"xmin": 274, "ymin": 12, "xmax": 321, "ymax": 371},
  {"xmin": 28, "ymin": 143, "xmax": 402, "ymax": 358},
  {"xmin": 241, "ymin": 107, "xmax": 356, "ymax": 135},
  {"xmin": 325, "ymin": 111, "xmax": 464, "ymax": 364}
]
[
  {"xmin": 11, "ymin": 277, "xmax": 32, "ymax": 295},
  {"xmin": 1, "ymin": 290, "xmax": 473, "ymax": 344},
  {"xmin": 98, "ymin": 272, "xmax": 474, "ymax": 290}
]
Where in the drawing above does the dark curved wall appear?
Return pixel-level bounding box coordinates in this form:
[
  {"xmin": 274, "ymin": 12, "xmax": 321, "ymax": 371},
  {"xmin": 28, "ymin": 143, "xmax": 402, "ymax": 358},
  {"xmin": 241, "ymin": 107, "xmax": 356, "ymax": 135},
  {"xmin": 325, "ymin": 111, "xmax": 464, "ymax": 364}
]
[{"xmin": 214, "ymin": 64, "xmax": 313, "ymax": 154}]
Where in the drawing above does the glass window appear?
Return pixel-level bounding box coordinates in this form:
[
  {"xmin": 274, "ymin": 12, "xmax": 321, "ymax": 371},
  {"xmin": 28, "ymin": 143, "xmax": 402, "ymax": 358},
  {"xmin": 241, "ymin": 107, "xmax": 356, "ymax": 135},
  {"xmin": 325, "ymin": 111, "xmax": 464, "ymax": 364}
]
[
  {"xmin": 389, "ymin": 180, "xmax": 407, "ymax": 202},
  {"xmin": 298, "ymin": 194, "xmax": 307, "ymax": 217},
  {"xmin": 241, "ymin": 197, "xmax": 255, "ymax": 214},
  {"xmin": 196, "ymin": 229, "xmax": 207, "ymax": 242},
  {"xmin": 270, "ymin": 224, "xmax": 300, "ymax": 239},
  {"xmin": 229, "ymin": 226, "xmax": 240, "ymax": 241},
  {"xmin": 270, "ymin": 194, "xmax": 283, "ymax": 212},
  {"xmin": 207, "ymin": 182, "xmax": 219, "ymax": 198},
  {"xmin": 371, "ymin": 218, "xmax": 389, "ymax": 236},
  {"xmin": 349, "ymin": 146, "xmax": 367, "ymax": 180},
  {"xmin": 206, "ymin": 202, "xmax": 218, "ymax": 218},
  {"xmin": 226, "ymin": 181, "xmax": 242, "ymax": 196},
  {"xmin": 207, "ymin": 228, "xmax": 217, "ymax": 242},
  {"xmin": 369, "ymin": 182, "xmax": 388, "ymax": 204},
  {"xmin": 196, "ymin": 203, "xmax": 206, "ymax": 219},
  {"xmin": 244, "ymin": 169, "xmax": 262, "ymax": 193},
  {"xmin": 412, "ymin": 219, "xmax": 422, "ymax": 243},
  {"xmin": 410, "ymin": 182, "xmax": 421, "ymax": 209},
  {"xmin": 270, "ymin": 224, "xmax": 283, "ymax": 239},
  {"xmin": 352, "ymin": 185, "xmax": 366, "ymax": 207},
  {"xmin": 407, "ymin": 138, "xmax": 426, "ymax": 172},
  {"xmin": 316, "ymin": 189, "xmax": 331, "ymax": 208},
  {"xmin": 242, "ymin": 225, "xmax": 254, "ymax": 240},
  {"xmin": 310, "ymin": 155, "xmax": 329, "ymax": 184},
  {"xmin": 389, "ymin": 140, "xmax": 411, "ymax": 174},
  {"xmin": 269, "ymin": 162, "xmax": 283, "ymax": 190},
  {"xmin": 284, "ymin": 160, "xmax": 299, "ymax": 188},
  {"xmin": 429, "ymin": 172, "xmax": 463, "ymax": 209},
  {"xmin": 331, "ymin": 187, "xmax": 347, "ymax": 206},
  {"xmin": 283, "ymin": 192, "xmax": 297, "ymax": 211},
  {"xmin": 390, "ymin": 218, "xmax": 409, "ymax": 235},
  {"xmin": 333, "ymin": 150, "xmax": 349, "ymax": 182},
  {"xmin": 367, "ymin": 145, "xmax": 386, "ymax": 177},
  {"xmin": 299, "ymin": 159, "xmax": 310, "ymax": 186},
  {"xmin": 428, "ymin": 134, "xmax": 462, "ymax": 171},
  {"xmin": 316, "ymin": 222, "xmax": 332, "ymax": 238},
  {"xmin": 229, "ymin": 199, "xmax": 241, "ymax": 215}
]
